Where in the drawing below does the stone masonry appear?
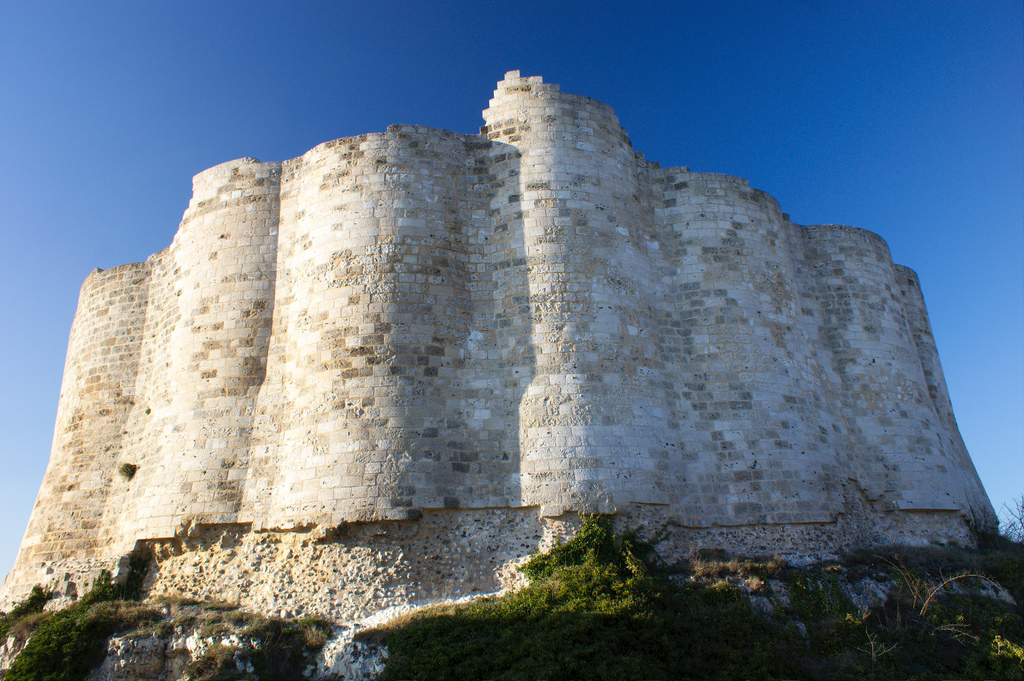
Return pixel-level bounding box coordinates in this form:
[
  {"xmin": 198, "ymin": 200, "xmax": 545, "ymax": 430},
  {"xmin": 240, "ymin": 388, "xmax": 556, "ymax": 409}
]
[{"xmin": 1, "ymin": 72, "xmax": 994, "ymax": 615}]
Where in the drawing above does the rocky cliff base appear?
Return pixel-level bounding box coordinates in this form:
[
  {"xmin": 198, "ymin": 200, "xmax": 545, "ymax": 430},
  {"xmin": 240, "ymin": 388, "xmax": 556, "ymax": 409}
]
[
  {"xmin": 3, "ymin": 505, "xmax": 975, "ymax": 617},
  {"xmin": 1, "ymin": 519, "xmax": 1021, "ymax": 680}
]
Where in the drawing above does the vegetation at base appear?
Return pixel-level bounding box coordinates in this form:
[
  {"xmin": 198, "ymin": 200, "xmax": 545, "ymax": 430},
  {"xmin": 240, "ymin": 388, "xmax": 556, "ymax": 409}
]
[
  {"xmin": 374, "ymin": 516, "xmax": 802, "ymax": 681},
  {"xmin": 1, "ymin": 551, "xmax": 332, "ymax": 681},
  {"xmin": 0, "ymin": 585, "xmax": 51, "ymax": 642},
  {"xmin": 4, "ymin": 553, "xmax": 154, "ymax": 681},
  {"xmin": 788, "ymin": 545, "xmax": 1024, "ymax": 681},
  {"xmin": 2, "ymin": 505, "xmax": 1021, "ymax": 680},
  {"xmin": 370, "ymin": 515, "xmax": 1024, "ymax": 681},
  {"xmin": 179, "ymin": 614, "xmax": 332, "ymax": 681}
]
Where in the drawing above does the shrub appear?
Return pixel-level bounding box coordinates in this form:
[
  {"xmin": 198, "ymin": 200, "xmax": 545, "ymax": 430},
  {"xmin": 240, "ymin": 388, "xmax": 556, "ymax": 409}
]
[
  {"xmin": 0, "ymin": 585, "xmax": 52, "ymax": 641},
  {"xmin": 377, "ymin": 516, "xmax": 799, "ymax": 681},
  {"xmin": 182, "ymin": 644, "xmax": 244, "ymax": 681},
  {"xmin": 1001, "ymin": 496, "xmax": 1024, "ymax": 544},
  {"xmin": 117, "ymin": 462, "xmax": 138, "ymax": 481},
  {"xmin": 5, "ymin": 552, "xmax": 150, "ymax": 681},
  {"xmin": 5, "ymin": 599, "xmax": 118, "ymax": 681}
]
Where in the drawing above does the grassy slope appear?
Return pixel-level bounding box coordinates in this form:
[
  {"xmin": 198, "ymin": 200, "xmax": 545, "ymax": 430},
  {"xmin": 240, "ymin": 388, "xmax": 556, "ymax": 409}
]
[{"xmin": 370, "ymin": 517, "xmax": 1024, "ymax": 681}]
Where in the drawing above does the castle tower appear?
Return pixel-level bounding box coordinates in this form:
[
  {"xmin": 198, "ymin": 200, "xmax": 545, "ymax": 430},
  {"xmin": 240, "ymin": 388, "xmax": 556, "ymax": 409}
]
[
  {"xmin": 124, "ymin": 159, "xmax": 281, "ymax": 539},
  {"xmin": 0, "ymin": 73, "xmax": 994, "ymax": 612},
  {"xmin": 801, "ymin": 226, "xmax": 966, "ymax": 523},
  {"xmin": 7, "ymin": 262, "xmax": 150, "ymax": 597},
  {"xmin": 653, "ymin": 173, "xmax": 848, "ymax": 528},
  {"xmin": 482, "ymin": 72, "xmax": 672, "ymax": 514},
  {"xmin": 894, "ymin": 265, "xmax": 992, "ymax": 516},
  {"xmin": 255, "ymin": 128, "xmax": 482, "ymax": 526}
]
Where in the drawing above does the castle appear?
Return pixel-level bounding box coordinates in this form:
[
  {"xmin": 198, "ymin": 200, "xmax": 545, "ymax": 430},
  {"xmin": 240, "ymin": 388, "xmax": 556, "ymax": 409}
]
[{"xmin": 1, "ymin": 72, "xmax": 994, "ymax": 616}]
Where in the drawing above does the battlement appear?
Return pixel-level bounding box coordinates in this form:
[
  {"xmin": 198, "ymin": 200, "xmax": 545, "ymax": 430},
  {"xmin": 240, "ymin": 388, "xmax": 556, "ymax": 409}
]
[
  {"xmin": 1, "ymin": 73, "xmax": 993, "ymax": 616},
  {"xmin": 490, "ymin": 70, "xmax": 559, "ymax": 98}
]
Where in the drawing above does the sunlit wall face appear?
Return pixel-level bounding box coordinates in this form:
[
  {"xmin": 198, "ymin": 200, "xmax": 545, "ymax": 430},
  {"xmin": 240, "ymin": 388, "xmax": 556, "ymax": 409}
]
[{"xmin": 1, "ymin": 1, "xmax": 1019, "ymax": 583}]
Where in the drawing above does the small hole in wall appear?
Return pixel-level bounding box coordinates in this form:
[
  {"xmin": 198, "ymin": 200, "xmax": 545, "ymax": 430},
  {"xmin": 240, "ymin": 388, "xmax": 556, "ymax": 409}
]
[
  {"xmin": 119, "ymin": 463, "xmax": 138, "ymax": 481},
  {"xmin": 144, "ymin": 407, "xmax": 151, "ymax": 415}
]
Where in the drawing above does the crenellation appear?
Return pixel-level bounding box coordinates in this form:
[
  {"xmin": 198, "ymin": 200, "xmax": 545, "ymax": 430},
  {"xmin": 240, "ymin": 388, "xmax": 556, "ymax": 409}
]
[{"xmin": 0, "ymin": 73, "xmax": 995, "ymax": 616}]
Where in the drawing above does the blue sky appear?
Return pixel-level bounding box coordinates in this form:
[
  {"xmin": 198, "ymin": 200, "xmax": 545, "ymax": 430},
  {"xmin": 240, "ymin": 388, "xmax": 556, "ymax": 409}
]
[{"xmin": 1, "ymin": 1, "xmax": 1020, "ymax": 576}]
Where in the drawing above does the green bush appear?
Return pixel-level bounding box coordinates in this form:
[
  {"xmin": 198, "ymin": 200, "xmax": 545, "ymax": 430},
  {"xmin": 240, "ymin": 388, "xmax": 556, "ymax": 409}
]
[
  {"xmin": 519, "ymin": 515, "xmax": 666, "ymax": 582},
  {"xmin": 374, "ymin": 516, "xmax": 1024, "ymax": 681},
  {"xmin": 379, "ymin": 516, "xmax": 799, "ymax": 681},
  {"xmin": 117, "ymin": 462, "xmax": 138, "ymax": 481},
  {"xmin": 0, "ymin": 585, "xmax": 52, "ymax": 641},
  {"xmin": 5, "ymin": 599, "xmax": 119, "ymax": 681},
  {"xmin": 5, "ymin": 553, "xmax": 151, "ymax": 681}
]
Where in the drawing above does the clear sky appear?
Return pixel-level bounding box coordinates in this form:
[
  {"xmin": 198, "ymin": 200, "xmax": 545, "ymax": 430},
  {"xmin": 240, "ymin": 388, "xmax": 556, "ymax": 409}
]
[{"xmin": 1, "ymin": 1, "xmax": 1020, "ymax": 577}]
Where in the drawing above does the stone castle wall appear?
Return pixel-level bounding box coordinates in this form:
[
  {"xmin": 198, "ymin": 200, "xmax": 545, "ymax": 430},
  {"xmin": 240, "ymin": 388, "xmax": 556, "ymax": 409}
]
[{"xmin": 1, "ymin": 72, "xmax": 993, "ymax": 612}]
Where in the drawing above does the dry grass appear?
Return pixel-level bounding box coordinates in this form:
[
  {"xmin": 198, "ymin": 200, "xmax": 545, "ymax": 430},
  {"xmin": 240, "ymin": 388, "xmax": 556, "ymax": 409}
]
[
  {"xmin": 5, "ymin": 611, "xmax": 51, "ymax": 643},
  {"xmin": 678, "ymin": 549, "xmax": 785, "ymax": 585}
]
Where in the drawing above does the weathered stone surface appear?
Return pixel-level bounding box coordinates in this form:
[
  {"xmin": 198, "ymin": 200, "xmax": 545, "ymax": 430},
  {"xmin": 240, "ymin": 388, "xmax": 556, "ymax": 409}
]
[
  {"xmin": 80, "ymin": 614, "xmax": 389, "ymax": 681},
  {"xmin": 1, "ymin": 72, "xmax": 993, "ymax": 612}
]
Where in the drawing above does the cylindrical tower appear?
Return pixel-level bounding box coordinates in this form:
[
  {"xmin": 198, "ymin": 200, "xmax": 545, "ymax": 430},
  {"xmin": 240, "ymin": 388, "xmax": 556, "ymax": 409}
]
[
  {"xmin": 654, "ymin": 172, "xmax": 846, "ymax": 527},
  {"xmin": 5, "ymin": 262, "xmax": 149, "ymax": 601},
  {"xmin": 482, "ymin": 72, "xmax": 671, "ymax": 515},
  {"xmin": 259, "ymin": 127, "xmax": 478, "ymax": 526},
  {"xmin": 804, "ymin": 225, "xmax": 962, "ymax": 515},
  {"xmin": 127, "ymin": 158, "xmax": 280, "ymax": 538},
  {"xmin": 893, "ymin": 264, "xmax": 994, "ymax": 523}
]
